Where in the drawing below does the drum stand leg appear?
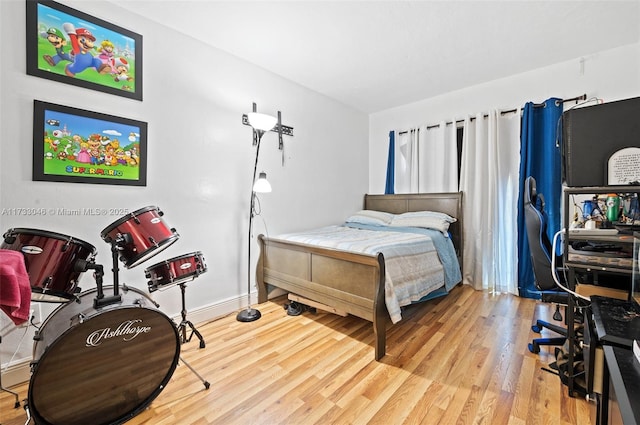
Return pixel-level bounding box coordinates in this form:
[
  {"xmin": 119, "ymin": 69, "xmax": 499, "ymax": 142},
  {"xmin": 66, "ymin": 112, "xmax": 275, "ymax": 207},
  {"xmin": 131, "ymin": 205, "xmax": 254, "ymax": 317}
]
[
  {"xmin": 174, "ymin": 283, "xmax": 210, "ymax": 389},
  {"xmin": 179, "ymin": 356, "xmax": 210, "ymax": 390},
  {"xmin": 177, "ymin": 283, "xmax": 205, "ymax": 349},
  {"xmin": 0, "ymin": 336, "xmax": 20, "ymax": 409},
  {"xmin": 0, "ymin": 383, "xmax": 20, "ymax": 409},
  {"xmin": 0, "ymin": 375, "xmax": 20, "ymax": 409},
  {"xmin": 23, "ymin": 403, "xmax": 32, "ymax": 425}
]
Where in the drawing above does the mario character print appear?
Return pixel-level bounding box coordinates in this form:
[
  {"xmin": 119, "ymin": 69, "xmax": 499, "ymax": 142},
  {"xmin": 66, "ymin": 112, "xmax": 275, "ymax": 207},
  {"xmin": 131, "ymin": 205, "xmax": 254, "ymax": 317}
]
[
  {"xmin": 29, "ymin": 1, "xmax": 141, "ymax": 99},
  {"xmin": 41, "ymin": 27, "xmax": 73, "ymax": 67},
  {"xmin": 62, "ymin": 23, "xmax": 111, "ymax": 77},
  {"xmin": 113, "ymin": 57, "xmax": 133, "ymax": 82}
]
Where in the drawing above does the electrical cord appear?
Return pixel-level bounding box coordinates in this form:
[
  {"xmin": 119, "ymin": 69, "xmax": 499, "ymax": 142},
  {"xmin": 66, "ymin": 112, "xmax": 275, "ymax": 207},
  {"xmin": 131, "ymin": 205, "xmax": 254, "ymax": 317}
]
[
  {"xmin": 1, "ymin": 319, "xmax": 32, "ymax": 375},
  {"xmin": 252, "ymin": 194, "xmax": 270, "ymax": 241},
  {"xmin": 555, "ymin": 96, "xmax": 604, "ymax": 148},
  {"xmin": 551, "ymin": 228, "xmax": 591, "ymax": 302}
]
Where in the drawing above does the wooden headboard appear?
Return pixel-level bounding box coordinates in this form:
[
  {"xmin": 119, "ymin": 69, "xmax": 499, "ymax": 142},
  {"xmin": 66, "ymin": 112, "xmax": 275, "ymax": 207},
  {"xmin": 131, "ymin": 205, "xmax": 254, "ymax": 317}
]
[{"xmin": 364, "ymin": 192, "xmax": 464, "ymax": 268}]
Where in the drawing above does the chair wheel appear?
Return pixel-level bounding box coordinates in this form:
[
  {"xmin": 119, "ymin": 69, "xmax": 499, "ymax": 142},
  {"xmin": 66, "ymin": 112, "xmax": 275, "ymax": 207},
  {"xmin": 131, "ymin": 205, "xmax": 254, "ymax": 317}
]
[
  {"xmin": 528, "ymin": 342, "xmax": 540, "ymax": 354},
  {"xmin": 531, "ymin": 324, "xmax": 542, "ymax": 333}
]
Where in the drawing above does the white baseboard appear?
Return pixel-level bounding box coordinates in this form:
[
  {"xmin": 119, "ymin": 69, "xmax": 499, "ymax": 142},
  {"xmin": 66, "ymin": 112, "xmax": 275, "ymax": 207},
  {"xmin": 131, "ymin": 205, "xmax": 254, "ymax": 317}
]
[
  {"xmin": 172, "ymin": 294, "xmax": 244, "ymax": 325},
  {"xmin": 1, "ymin": 360, "xmax": 31, "ymax": 389}
]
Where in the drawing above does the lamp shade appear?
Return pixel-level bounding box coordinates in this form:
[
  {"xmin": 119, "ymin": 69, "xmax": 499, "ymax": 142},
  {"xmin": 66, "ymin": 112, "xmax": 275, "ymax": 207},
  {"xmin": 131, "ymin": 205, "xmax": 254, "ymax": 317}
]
[
  {"xmin": 253, "ymin": 172, "xmax": 272, "ymax": 193},
  {"xmin": 247, "ymin": 112, "xmax": 277, "ymax": 132}
]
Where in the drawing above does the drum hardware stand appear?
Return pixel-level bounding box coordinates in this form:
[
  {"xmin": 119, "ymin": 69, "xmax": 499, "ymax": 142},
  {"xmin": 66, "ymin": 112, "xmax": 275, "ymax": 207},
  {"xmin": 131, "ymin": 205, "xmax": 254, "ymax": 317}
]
[
  {"xmin": 24, "ymin": 404, "xmax": 32, "ymax": 425},
  {"xmin": 75, "ymin": 258, "xmax": 119, "ymax": 308},
  {"xmin": 0, "ymin": 317, "xmax": 38, "ymax": 410},
  {"xmin": 83, "ymin": 233, "xmax": 134, "ymax": 309},
  {"xmin": 177, "ymin": 282, "xmax": 206, "ymax": 349},
  {"xmin": 179, "ymin": 355, "xmax": 210, "ymax": 389},
  {"xmin": 0, "ymin": 335, "xmax": 21, "ymax": 409},
  {"xmin": 141, "ymin": 284, "xmax": 209, "ymax": 389},
  {"xmin": 173, "ymin": 283, "xmax": 209, "ymax": 389}
]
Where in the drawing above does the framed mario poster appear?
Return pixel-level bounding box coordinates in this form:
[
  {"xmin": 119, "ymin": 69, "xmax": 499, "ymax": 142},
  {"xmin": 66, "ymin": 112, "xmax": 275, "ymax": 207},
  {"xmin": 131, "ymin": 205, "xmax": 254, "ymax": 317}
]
[
  {"xmin": 26, "ymin": 0, "xmax": 143, "ymax": 101},
  {"xmin": 33, "ymin": 100, "xmax": 148, "ymax": 186}
]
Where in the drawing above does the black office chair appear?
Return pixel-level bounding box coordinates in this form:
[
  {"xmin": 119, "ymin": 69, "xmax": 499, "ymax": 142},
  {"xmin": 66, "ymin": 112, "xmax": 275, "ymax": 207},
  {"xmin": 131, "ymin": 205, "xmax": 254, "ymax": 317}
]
[{"xmin": 524, "ymin": 176, "xmax": 569, "ymax": 354}]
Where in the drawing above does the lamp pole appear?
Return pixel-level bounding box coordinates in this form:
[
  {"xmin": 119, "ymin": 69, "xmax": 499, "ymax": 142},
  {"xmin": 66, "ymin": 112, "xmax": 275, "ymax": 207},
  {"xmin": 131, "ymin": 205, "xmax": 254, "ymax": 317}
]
[
  {"xmin": 237, "ymin": 103, "xmax": 291, "ymax": 322},
  {"xmin": 237, "ymin": 128, "xmax": 265, "ymax": 322}
]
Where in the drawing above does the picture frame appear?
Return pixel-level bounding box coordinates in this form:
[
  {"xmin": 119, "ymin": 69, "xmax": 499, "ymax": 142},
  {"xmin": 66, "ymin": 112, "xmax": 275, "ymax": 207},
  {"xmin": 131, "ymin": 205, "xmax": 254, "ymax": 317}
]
[
  {"xmin": 33, "ymin": 100, "xmax": 147, "ymax": 186},
  {"xmin": 26, "ymin": 0, "xmax": 143, "ymax": 101},
  {"xmin": 607, "ymin": 147, "xmax": 640, "ymax": 185}
]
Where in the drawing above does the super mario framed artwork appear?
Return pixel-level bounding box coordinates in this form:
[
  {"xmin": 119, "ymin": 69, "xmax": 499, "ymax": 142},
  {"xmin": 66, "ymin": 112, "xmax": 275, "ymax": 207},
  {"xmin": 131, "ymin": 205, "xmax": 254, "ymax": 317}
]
[
  {"xmin": 26, "ymin": 0, "xmax": 143, "ymax": 101},
  {"xmin": 33, "ymin": 100, "xmax": 147, "ymax": 186}
]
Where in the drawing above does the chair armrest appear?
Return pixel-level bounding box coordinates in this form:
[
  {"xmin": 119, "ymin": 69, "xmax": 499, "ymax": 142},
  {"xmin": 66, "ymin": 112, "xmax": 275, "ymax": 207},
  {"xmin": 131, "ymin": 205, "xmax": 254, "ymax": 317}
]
[{"xmin": 540, "ymin": 290, "xmax": 569, "ymax": 305}]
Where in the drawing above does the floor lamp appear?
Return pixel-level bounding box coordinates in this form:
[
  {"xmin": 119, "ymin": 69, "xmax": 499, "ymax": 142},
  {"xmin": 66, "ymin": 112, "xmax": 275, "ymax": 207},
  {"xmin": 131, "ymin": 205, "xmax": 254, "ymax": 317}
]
[{"xmin": 236, "ymin": 105, "xmax": 277, "ymax": 322}]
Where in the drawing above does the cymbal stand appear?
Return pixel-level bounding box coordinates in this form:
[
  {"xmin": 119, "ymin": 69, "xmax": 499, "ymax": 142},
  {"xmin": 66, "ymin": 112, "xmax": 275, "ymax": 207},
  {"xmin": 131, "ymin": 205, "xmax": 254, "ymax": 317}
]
[{"xmin": 177, "ymin": 282, "xmax": 205, "ymax": 349}]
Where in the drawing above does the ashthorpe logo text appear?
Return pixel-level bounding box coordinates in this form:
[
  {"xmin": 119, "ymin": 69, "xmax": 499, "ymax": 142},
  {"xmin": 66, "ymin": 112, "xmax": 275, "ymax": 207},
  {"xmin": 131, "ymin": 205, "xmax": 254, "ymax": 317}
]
[{"xmin": 86, "ymin": 320, "xmax": 151, "ymax": 347}]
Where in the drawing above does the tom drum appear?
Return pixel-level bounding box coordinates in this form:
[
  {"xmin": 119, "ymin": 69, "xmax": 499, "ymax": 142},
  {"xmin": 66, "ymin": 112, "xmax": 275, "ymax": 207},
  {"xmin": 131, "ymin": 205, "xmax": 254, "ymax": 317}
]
[
  {"xmin": 100, "ymin": 206, "xmax": 179, "ymax": 268},
  {"xmin": 1, "ymin": 228, "xmax": 97, "ymax": 302},
  {"xmin": 144, "ymin": 251, "xmax": 207, "ymax": 292}
]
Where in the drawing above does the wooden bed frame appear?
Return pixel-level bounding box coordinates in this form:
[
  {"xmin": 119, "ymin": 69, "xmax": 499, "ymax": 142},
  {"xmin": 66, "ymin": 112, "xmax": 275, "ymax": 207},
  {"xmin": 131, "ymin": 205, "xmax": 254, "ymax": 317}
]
[{"xmin": 256, "ymin": 192, "xmax": 463, "ymax": 360}]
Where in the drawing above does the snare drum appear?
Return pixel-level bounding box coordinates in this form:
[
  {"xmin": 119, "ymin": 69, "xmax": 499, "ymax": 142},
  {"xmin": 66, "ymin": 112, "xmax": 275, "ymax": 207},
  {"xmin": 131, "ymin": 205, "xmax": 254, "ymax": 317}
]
[
  {"xmin": 145, "ymin": 251, "xmax": 207, "ymax": 292},
  {"xmin": 1, "ymin": 228, "xmax": 97, "ymax": 302},
  {"xmin": 100, "ymin": 206, "xmax": 179, "ymax": 268},
  {"xmin": 28, "ymin": 285, "xmax": 180, "ymax": 425}
]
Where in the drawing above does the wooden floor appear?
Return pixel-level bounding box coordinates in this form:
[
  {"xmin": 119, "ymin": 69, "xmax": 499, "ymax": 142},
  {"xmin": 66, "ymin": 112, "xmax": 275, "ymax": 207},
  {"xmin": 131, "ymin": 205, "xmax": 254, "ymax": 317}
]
[{"xmin": 1, "ymin": 284, "xmax": 593, "ymax": 424}]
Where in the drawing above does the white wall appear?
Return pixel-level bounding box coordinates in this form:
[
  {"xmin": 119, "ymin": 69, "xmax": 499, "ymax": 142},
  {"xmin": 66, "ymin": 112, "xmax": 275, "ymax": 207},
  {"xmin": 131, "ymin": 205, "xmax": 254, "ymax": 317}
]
[
  {"xmin": 0, "ymin": 0, "xmax": 368, "ymax": 373},
  {"xmin": 369, "ymin": 42, "xmax": 640, "ymax": 193}
]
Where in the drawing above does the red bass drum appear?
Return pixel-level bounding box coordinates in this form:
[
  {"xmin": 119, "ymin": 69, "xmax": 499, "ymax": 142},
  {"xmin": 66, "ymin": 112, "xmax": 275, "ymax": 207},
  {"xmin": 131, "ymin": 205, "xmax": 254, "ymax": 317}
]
[{"xmin": 28, "ymin": 285, "xmax": 180, "ymax": 425}]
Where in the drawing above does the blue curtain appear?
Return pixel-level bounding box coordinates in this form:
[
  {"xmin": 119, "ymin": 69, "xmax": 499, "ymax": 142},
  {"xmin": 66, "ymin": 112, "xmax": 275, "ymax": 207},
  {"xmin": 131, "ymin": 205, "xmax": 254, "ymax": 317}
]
[
  {"xmin": 517, "ymin": 98, "xmax": 563, "ymax": 298},
  {"xmin": 385, "ymin": 131, "xmax": 395, "ymax": 194}
]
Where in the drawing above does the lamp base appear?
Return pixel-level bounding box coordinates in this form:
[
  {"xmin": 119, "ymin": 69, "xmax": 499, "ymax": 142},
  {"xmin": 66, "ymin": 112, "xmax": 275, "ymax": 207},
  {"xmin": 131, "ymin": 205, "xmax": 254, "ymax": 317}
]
[{"xmin": 236, "ymin": 307, "xmax": 261, "ymax": 322}]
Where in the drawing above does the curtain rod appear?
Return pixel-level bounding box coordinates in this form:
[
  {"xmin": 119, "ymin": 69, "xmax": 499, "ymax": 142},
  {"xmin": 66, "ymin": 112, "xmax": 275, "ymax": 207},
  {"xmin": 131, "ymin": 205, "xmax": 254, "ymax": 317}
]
[{"xmin": 398, "ymin": 94, "xmax": 587, "ymax": 133}]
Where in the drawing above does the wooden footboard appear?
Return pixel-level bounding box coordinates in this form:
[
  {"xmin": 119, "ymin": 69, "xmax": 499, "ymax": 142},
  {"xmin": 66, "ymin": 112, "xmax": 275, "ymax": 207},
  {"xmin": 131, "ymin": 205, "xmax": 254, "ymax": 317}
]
[
  {"xmin": 256, "ymin": 192, "xmax": 463, "ymax": 361},
  {"xmin": 256, "ymin": 235, "xmax": 388, "ymax": 360}
]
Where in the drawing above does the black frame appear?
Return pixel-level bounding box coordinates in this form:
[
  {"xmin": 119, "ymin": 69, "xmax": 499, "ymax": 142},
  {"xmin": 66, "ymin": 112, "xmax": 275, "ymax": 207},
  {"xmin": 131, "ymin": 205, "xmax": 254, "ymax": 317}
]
[
  {"xmin": 33, "ymin": 100, "xmax": 147, "ymax": 186},
  {"xmin": 26, "ymin": 0, "xmax": 143, "ymax": 100}
]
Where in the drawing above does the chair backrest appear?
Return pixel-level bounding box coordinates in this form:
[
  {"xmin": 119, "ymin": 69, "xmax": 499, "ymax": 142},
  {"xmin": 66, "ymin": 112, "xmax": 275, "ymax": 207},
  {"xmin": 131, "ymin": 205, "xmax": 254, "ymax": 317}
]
[{"xmin": 524, "ymin": 176, "xmax": 557, "ymax": 291}]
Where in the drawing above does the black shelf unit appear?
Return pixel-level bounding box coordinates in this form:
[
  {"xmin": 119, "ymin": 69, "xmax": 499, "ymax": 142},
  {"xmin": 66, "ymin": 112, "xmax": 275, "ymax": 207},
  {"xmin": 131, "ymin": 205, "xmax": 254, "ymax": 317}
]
[{"xmin": 562, "ymin": 186, "xmax": 640, "ymax": 403}]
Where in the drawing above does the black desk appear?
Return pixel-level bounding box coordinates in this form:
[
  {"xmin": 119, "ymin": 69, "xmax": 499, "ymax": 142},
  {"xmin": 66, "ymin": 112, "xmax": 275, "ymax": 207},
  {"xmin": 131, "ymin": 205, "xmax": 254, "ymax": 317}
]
[
  {"xmin": 603, "ymin": 345, "xmax": 640, "ymax": 425},
  {"xmin": 590, "ymin": 296, "xmax": 640, "ymax": 424},
  {"xmin": 591, "ymin": 296, "xmax": 640, "ymax": 348}
]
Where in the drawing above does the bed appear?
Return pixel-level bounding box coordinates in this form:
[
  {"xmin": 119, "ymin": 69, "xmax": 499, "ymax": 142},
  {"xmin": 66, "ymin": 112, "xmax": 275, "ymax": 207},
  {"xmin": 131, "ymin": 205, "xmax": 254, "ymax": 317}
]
[{"xmin": 256, "ymin": 192, "xmax": 463, "ymax": 360}]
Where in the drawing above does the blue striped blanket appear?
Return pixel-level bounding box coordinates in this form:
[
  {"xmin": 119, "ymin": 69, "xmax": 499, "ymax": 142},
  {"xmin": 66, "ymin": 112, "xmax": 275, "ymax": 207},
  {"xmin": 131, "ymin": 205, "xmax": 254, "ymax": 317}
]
[{"xmin": 272, "ymin": 224, "xmax": 461, "ymax": 323}]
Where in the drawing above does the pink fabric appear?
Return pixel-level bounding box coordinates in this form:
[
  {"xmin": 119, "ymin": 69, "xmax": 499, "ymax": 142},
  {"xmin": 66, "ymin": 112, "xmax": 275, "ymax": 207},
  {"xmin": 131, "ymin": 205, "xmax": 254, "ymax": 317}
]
[{"xmin": 0, "ymin": 249, "xmax": 31, "ymax": 325}]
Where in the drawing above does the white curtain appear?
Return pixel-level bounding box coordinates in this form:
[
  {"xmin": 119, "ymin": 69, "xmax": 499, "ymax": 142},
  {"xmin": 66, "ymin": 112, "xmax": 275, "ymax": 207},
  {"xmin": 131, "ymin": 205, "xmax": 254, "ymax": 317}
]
[
  {"xmin": 395, "ymin": 122, "xmax": 458, "ymax": 193},
  {"xmin": 420, "ymin": 122, "xmax": 459, "ymax": 192},
  {"xmin": 395, "ymin": 129, "xmax": 420, "ymax": 193},
  {"xmin": 459, "ymin": 110, "xmax": 521, "ymax": 294}
]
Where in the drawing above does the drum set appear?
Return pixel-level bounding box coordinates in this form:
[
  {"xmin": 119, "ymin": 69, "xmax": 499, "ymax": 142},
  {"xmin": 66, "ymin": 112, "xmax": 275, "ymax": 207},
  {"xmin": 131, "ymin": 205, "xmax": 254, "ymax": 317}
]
[{"xmin": 0, "ymin": 206, "xmax": 210, "ymax": 425}]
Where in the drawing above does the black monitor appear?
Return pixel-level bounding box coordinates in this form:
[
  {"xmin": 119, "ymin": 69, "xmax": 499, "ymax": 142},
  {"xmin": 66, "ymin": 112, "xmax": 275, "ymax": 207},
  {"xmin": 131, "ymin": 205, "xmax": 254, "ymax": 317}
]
[
  {"xmin": 633, "ymin": 232, "xmax": 640, "ymax": 306},
  {"xmin": 562, "ymin": 96, "xmax": 640, "ymax": 187}
]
